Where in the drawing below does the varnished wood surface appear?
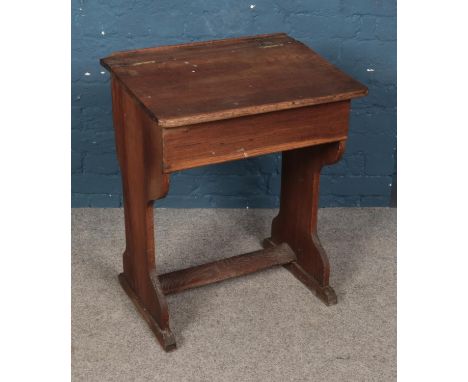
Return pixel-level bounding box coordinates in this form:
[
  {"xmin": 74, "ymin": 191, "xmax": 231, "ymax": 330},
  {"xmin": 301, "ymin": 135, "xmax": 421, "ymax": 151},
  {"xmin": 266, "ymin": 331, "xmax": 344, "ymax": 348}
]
[
  {"xmin": 103, "ymin": 34, "xmax": 368, "ymax": 350},
  {"xmin": 159, "ymin": 243, "xmax": 296, "ymax": 295},
  {"xmin": 262, "ymin": 142, "xmax": 346, "ymax": 306},
  {"xmin": 112, "ymin": 77, "xmax": 175, "ymax": 351},
  {"xmin": 162, "ymin": 101, "xmax": 350, "ymax": 172},
  {"xmin": 101, "ymin": 33, "xmax": 367, "ymax": 127}
]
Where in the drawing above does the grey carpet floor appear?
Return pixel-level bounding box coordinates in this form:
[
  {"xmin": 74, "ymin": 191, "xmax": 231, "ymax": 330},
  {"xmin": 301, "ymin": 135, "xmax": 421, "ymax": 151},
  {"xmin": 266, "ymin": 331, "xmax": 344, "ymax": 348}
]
[{"xmin": 72, "ymin": 208, "xmax": 396, "ymax": 382}]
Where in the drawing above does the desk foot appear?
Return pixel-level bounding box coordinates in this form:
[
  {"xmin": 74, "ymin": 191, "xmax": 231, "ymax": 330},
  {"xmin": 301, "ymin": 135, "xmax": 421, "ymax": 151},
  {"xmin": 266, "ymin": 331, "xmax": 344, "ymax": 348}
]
[
  {"xmin": 284, "ymin": 262, "xmax": 337, "ymax": 306},
  {"xmin": 118, "ymin": 273, "xmax": 177, "ymax": 352},
  {"xmin": 262, "ymin": 238, "xmax": 337, "ymax": 306}
]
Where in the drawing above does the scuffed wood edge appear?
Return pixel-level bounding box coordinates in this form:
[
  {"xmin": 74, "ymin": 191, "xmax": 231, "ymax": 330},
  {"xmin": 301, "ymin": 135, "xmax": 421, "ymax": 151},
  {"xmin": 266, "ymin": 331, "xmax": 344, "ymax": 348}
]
[
  {"xmin": 118, "ymin": 273, "xmax": 177, "ymax": 352},
  {"xmin": 158, "ymin": 90, "xmax": 368, "ymax": 128}
]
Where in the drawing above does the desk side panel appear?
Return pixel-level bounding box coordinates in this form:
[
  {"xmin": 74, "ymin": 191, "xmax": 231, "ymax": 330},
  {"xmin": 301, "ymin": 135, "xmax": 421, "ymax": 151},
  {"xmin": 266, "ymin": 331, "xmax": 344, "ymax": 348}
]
[
  {"xmin": 111, "ymin": 77, "xmax": 168, "ymax": 201},
  {"xmin": 162, "ymin": 101, "xmax": 350, "ymax": 173}
]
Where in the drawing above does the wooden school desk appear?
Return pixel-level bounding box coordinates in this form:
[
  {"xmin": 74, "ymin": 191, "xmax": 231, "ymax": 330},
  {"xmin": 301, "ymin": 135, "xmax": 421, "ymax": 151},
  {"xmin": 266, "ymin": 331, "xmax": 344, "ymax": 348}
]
[{"xmin": 101, "ymin": 33, "xmax": 367, "ymax": 351}]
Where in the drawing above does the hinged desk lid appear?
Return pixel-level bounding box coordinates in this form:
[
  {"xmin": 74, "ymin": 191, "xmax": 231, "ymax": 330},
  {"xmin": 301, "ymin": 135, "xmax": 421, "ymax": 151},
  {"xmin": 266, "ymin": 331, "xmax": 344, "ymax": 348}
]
[{"xmin": 101, "ymin": 33, "xmax": 367, "ymax": 128}]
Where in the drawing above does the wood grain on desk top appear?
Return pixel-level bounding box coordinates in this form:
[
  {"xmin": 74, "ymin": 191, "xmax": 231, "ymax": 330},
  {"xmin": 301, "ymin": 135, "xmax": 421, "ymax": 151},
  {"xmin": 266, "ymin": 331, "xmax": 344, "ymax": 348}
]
[{"xmin": 101, "ymin": 33, "xmax": 367, "ymax": 128}]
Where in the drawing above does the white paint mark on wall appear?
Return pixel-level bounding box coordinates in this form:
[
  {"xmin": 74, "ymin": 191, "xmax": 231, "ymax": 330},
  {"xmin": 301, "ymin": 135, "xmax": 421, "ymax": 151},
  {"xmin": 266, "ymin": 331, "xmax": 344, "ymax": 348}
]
[
  {"xmin": 100, "ymin": 71, "xmax": 106, "ymax": 75},
  {"xmin": 250, "ymin": 4, "xmax": 256, "ymax": 9},
  {"xmin": 101, "ymin": 30, "xmax": 105, "ymax": 36},
  {"xmin": 366, "ymin": 68, "xmax": 375, "ymax": 72},
  {"xmin": 84, "ymin": 72, "xmax": 91, "ymax": 76}
]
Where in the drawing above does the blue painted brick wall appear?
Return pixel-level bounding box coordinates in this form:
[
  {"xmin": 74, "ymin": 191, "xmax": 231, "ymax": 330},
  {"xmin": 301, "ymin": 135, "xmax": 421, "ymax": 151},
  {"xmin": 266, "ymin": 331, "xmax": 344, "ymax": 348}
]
[{"xmin": 71, "ymin": 0, "xmax": 396, "ymax": 208}]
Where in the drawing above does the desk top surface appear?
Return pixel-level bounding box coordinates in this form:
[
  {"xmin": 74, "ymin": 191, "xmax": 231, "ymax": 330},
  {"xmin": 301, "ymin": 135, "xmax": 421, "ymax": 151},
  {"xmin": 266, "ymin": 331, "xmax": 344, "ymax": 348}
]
[{"xmin": 101, "ymin": 33, "xmax": 367, "ymax": 128}]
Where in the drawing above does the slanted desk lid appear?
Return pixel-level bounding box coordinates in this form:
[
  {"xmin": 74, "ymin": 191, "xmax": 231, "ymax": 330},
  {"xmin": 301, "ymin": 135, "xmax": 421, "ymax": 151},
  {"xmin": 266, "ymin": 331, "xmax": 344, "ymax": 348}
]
[{"xmin": 101, "ymin": 33, "xmax": 367, "ymax": 128}]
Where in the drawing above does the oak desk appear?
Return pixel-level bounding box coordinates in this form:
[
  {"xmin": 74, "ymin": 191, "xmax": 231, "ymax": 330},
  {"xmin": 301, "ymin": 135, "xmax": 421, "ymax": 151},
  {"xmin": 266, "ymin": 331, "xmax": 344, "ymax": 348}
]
[{"xmin": 101, "ymin": 33, "xmax": 367, "ymax": 351}]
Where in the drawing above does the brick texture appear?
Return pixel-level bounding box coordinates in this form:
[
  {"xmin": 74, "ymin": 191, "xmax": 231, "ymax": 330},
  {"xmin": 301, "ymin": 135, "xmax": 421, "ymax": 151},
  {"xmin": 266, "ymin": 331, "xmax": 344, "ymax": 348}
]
[{"xmin": 71, "ymin": 0, "xmax": 396, "ymax": 208}]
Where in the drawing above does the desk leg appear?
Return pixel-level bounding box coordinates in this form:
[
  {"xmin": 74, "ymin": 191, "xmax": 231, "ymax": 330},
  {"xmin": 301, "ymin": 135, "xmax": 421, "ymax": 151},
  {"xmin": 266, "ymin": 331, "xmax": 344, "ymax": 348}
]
[
  {"xmin": 112, "ymin": 79, "xmax": 176, "ymax": 351},
  {"xmin": 263, "ymin": 141, "xmax": 346, "ymax": 306}
]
